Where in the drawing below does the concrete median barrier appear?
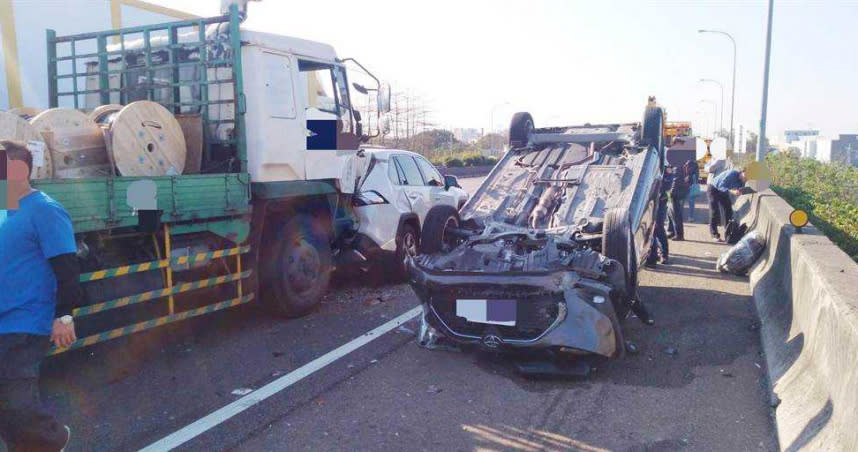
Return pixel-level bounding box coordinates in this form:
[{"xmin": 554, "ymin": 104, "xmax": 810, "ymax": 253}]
[{"xmin": 736, "ymin": 189, "xmax": 858, "ymax": 451}]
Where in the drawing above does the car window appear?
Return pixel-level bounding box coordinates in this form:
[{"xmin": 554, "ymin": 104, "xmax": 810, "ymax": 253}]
[
  {"xmin": 393, "ymin": 156, "xmax": 424, "ymax": 186},
  {"xmin": 387, "ymin": 158, "xmax": 403, "ymax": 185},
  {"xmin": 415, "ymin": 157, "xmax": 444, "ymax": 187}
]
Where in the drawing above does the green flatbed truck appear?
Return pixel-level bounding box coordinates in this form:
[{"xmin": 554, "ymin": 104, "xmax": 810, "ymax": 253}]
[{"xmin": 32, "ymin": 4, "xmax": 390, "ymax": 355}]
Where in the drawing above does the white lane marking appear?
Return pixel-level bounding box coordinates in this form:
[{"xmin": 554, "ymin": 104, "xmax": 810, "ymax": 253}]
[{"xmin": 141, "ymin": 306, "xmax": 422, "ymax": 451}]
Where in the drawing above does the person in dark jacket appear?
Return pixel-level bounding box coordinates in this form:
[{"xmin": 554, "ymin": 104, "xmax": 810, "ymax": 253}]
[
  {"xmin": 646, "ymin": 166, "xmax": 674, "ymax": 267},
  {"xmin": 1, "ymin": 141, "xmax": 81, "ymax": 451},
  {"xmin": 668, "ymin": 159, "xmax": 698, "ymax": 239},
  {"xmin": 707, "ymin": 168, "xmax": 747, "ymax": 241}
]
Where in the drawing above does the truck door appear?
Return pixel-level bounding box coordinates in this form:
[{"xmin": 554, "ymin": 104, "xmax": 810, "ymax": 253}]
[
  {"xmin": 392, "ymin": 155, "xmax": 430, "ymax": 224},
  {"xmin": 297, "ymin": 60, "xmax": 363, "ymax": 190}
]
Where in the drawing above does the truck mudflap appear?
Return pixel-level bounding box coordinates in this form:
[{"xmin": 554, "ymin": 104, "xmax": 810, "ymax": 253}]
[{"xmin": 407, "ymin": 261, "xmax": 625, "ymax": 358}]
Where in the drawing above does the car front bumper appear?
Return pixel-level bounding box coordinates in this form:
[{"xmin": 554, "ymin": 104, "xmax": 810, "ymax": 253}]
[{"xmin": 408, "ymin": 260, "xmax": 625, "ymax": 358}]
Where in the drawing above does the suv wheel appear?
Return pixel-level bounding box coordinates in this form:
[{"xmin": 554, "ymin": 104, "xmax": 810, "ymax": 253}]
[{"xmin": 394, "ymin": 223, "xmax": 419, "ymax": 280}]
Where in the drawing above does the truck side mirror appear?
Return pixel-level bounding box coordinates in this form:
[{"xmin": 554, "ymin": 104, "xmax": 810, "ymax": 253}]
[{"xmin": 377, "ymin": 83, "xmax": 391, "ymax": 113}]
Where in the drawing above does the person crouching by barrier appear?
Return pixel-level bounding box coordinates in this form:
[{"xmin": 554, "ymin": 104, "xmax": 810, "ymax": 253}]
[
  {"xmin": 707, "ymin": 168, "xmax": 747, "ymax": 242},
  {"xmin": 0, "ymin": 140, "xmax": 82, "ymax": 451}
]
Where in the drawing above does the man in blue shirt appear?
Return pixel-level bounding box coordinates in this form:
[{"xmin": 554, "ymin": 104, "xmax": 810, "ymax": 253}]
[
  {"xmin": 707, "ymin": 168, "xmax": 747, "ymax": 241},
  {"xmin": 1, "ymin": 140, "xmax": 80, "ymax": 451}
]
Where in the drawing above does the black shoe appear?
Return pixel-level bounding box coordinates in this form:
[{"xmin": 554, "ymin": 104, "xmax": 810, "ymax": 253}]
[
  {"xmin": 631, "ymin": 300, "xmax": 655, "ymax": 326},
  {"xmin": 711, "ymin": 235, "xmax": 722, "ymax": 242},
  {"xmin": 674, "ymin": 236, "xmax": 684, "ymax": 241},
  {"xmin": 659, "ymin": 256, "xmax": 670, "ymax": 265},
  {"xmin": 644, "ymin": 260, "xmax": 657, "ymax": 268}
]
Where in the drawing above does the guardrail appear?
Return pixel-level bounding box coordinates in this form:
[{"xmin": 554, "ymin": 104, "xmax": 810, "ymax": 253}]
[{"xmin": 735, "ymin": 190, "xmax": 858, "ymax": 451}]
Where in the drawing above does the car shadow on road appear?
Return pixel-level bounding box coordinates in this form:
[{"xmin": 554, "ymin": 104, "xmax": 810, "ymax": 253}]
[{"xmin": 466, "ymin": 284, "xmax": 761, "ymax": 392}]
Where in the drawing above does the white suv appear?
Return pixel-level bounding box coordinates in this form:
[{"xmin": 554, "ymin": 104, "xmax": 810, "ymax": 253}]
[{"xmin": 353, "ymin": 149, "xmax": 469, "ymax": 279}]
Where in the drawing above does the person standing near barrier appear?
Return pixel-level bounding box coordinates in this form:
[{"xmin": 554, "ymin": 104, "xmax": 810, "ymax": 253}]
[
  {"xmin": 646, "ymin": 166, "xmax": 674, "ymax": 267},
  {"xmin": 667, "ymin": 159, "xmax": 696, "ymax": 241},
  {"xmin": 0, "ymin": 140, "xmax": 80, "ymax": 451},
  {"xmin": 707, "ymin": 168, "xmax": 747, "ymax": 242}
]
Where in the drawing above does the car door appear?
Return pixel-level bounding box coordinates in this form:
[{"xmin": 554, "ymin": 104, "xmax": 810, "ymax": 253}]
[
  {"xmin": 391, "ymin": 155, "xmax": 431, "ymax": 224},
  {"xmin": 414, "ymin": 155, "xmax": 456, "ymax": 208}
]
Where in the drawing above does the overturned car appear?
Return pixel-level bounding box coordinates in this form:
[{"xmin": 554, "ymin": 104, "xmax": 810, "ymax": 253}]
[{"xmin": 408, "ymin": 99, "xmax": 666, "ymax": 359}]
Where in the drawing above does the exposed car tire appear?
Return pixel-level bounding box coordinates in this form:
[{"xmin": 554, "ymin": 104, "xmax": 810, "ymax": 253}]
[
  {"xmin": 393, "ymin": 223, "xmax": 419, "ymax": 281},
  {"xmin": 508, "ymin": 112, "xmax": 535, "ymax": 149},
  {"xmin": 262, "ymin": 214, "xmax": 332, "ymax": 318},
  {"xmin": 420, "ymin": 205, "xmax": 461, "ymax": 254},
  {"xmin": 602, "ymin": 208, "xmax": 637, "ymax": 304},
  {"xmin": 641, "ymin": 103, "xmax": 665, "ymax": 165}
]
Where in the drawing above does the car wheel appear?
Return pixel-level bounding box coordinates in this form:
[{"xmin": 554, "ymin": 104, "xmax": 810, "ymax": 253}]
[
  {"xmin": 262, "ymin": 214, "xmax": 332, "ymax": 318},
  {"xmin": 641, "ymin": 103, "xmax": 665, "ymax": 165},
  {"xmin": 602, "ymin": 208, "xmax": 637, "ymax": 307},
  {"xmin": 394, "ymin": 223, "xmax": 419, "ymax": 280},
  {"xmin": 420, "ymin": 205, "xmax": 461, "ymax": 254},
  {"xmin": 509, "ymin": 112, "xmax": 535, "ymax": 149}
]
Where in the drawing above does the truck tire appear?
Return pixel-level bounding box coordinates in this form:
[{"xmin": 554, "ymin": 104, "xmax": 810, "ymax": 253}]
[
  {"xmin": 602, "ymin": 208, "xmax": 637, "ymax": 304},
  {"xmin": 508, "ymin": 112, "xmax": 534, "ymax": 149},
  {"xmin": 420, "ymin": 205, "xmax": 461, "ymax": 254},
  {"xmin": 262, "ymin": 214, "xmax": 332, "ymax": 318},
  {"xmin": 393, "ymin": 223, "xmax": 419, "ymax": 280}
]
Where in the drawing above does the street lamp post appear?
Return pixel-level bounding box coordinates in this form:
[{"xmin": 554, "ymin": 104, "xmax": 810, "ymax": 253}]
[
  {"xmin": 489, "ymin": 102, "xmax": 510, "ymax": 154},
  {"xmin": 699, "ymin": 100, "xmax": 718, "ymax": 139},
  {"xmin": 757, "ymin": 0, "xmax": 775, "ymax": 161},
  {"xmin": 699, "ymin": 78, "xmax": 724, "ymax": 136},
  {"xmin": 699, "ymin": 29, "xmax": 737, "ymax": 150}
]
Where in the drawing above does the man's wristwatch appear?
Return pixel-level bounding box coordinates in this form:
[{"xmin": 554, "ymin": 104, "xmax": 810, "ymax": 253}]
[{"xmin": 58, "ymin": 315, "xmax": 73, "ymax": 325}]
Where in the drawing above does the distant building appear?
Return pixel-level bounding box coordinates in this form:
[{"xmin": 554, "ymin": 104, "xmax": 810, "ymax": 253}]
[
  {"xmin": 832, "ymin": 134, "xmax": 858, "ymax": 167},
  {"xmin": 452, "ymin": 128, "xmax": 482, "ymax": 143},
  {"xmin": 0, "ymin": 1, "xmax": 197, "ymax": 110},
  {"xmin": 784, "ymin": 130, "xmax": 820, "ymax": 144}
]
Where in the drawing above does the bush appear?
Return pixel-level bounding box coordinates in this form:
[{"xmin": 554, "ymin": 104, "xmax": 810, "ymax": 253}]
[
  {"xmin": 767, "ymin": 152, "xmax": 858, "ymax": 261},
  {"xmin": 444, "ymin": 157, "xmax": 464, "ymax": 168}
]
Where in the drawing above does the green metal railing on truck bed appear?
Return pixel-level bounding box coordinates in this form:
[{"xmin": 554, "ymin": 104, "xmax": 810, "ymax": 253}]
[
  {"xmin": 37, "ymin": 6, "xmax": 256, "ymax": 356},
  {"xmin": 46, "ymin": 4, "xmax": 247, "ymax": 173}
]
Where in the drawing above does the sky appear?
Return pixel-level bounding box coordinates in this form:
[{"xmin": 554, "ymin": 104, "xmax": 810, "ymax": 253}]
[{"xmin": 153, "ymin": 0, "xmax": 858, "ymax": 141}]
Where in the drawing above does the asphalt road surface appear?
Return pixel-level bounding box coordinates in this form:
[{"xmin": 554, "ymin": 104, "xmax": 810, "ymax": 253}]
[{"xmin": 4, "ymin": 177, "xmax": 777, "ymax": 452}]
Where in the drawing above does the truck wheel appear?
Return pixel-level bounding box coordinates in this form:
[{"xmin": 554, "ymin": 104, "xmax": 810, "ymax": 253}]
[
  {"xmin": 420, "ymin": 205, "xmax": 461, "ymax": 254},
  {"xmin": 263, "ymin": 214, "xmax": 331, "ymax": 317},
  {"xmin": 393, "ymin": 223, "xmax": 419, "ymax": 280},
  {"xmin": 602, "ymin": 208, "xmax": 637, "ymax": 304},
  {"xmin": 508, "ymin": 112, "xmax": 534, "ymax": 149},
  {"xmin": 641, "ymin": 103, "xmax": 665, "ymax": 165}
]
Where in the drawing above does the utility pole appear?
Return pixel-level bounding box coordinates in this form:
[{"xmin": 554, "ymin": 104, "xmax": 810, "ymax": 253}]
[{"xmin": 757, "ymin": 0, "xmax": 774, "ymax": 161}]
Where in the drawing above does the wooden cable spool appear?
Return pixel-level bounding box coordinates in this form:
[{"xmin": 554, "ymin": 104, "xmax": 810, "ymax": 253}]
[
  {"xmin": 30, "ymin": 108, "xmax": 111, "ymax": 179},
  {"xmin": 109, "ymin": 101, "xmax": 186, "ymax": 176},
  {"xmin": 0, "ymin": 111, "xmax": 53, "ymax": 179},
  {"xmin": 89, "ymin": 104, "xmax": 123, "ymax": 124}
]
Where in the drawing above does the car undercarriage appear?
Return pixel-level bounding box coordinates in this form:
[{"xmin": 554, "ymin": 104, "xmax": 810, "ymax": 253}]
[{"xmin": 408, "ymin": 100, "xmax": 666, "ymax": 359}]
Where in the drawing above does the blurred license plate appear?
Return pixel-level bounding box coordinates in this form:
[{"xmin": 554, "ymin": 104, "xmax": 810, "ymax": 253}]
[{"xmin": 455, "ymin": 299, "xmax": 516, "ymax": 326}]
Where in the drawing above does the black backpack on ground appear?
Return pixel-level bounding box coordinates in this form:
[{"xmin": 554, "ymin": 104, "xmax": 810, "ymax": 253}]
[{"xmin": 725, "ymin": 220, "xmax": 748, "ymax": 245}]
